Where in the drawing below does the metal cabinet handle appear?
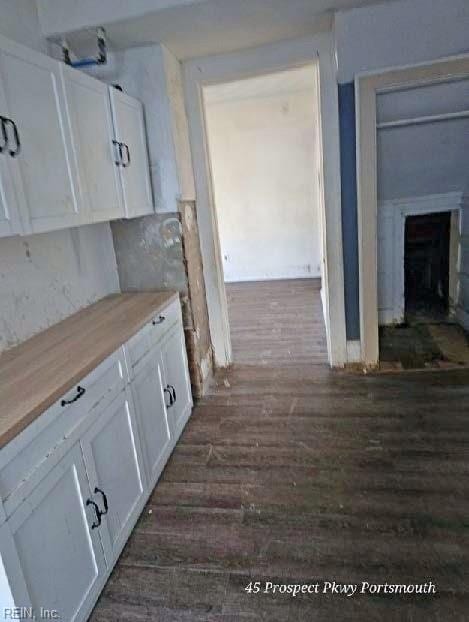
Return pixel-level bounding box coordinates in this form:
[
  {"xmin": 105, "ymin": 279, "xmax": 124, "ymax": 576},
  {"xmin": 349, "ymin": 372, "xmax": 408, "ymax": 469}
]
[
  {"xmin": 86, "ymin": 499, "xmax": 101, "ymax": 529},
  {"xmin": 122, "ymin": 143, "xmax": 130, "ymax": 167},
  {"xmin": 152, "ymin": 315, "xmax": 165, "ymax": 326},
  {"xmin": 61, "ymin": 385, "xmax": 86, "ymax": 407},
  {"xmin": 164, "ymin": 386, "xmax": 174, "ymax": 408},
  {"xmin": 0, "ymin": 117, "xmax": 7, "ymax": 154},
  {"xmin": 112, "ymin": 139, "xmax": 122, "ymax": 166},
  {"xmin": 94, "ymin": 487, "xmax": 108, "ymax": 515},
  {"xmin": 7, "ymin": 119, "xmax": 20, "ymax": 157},
  {"xmin": 168, "ymin": 384, "xmax": 177, "ymax": 404}
]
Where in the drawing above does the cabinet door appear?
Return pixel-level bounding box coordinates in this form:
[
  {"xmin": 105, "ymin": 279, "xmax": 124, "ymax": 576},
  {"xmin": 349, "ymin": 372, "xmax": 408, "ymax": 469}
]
[
  {"xmin": 80, "ymin": 389, "xmax": 145, "ymax": 566},
  {"xmin": 131, "ymin": 350, "xmax": 171, "ymax": 488},
  {"xmin": 0, "ymin": 65, "xmax": 23, "ymax": 238},
  {"xmin": 0, "ymin": 37, "xmax": 82, "ymax": 234},
  {"xmin": 109, "ymin": 87, "xmax": 153, "ymax": 218},
  {"xmin": 7, "ymin": 444, "xmax": 106, "ymax": 622},
  {"xmin": 161, "ymin": 328, "xmax": 193, "ymax": 438},
  {"xmin": 0, "ymin": 522, "xmax": 32, "ymax": 612},
  {"xmin": 62, "ymin": 66, "xmax": 125, "ymax": 224}
]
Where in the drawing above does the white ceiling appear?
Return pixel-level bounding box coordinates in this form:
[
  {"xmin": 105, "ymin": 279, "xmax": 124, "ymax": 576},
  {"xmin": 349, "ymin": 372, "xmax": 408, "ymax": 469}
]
[
  {"xmin": 37, "ymin": 0, "xmax": 387, "ymax": 60},
  {"xmin": 204, "ymin": 65, "xmax": 317, "ymax": 105}
]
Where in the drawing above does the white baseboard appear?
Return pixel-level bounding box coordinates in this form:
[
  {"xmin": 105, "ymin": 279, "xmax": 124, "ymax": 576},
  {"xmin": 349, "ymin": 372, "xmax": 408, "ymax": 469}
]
[{"xmin": 346, "ymin": 340, "xmax": 361, "ymax": 363}]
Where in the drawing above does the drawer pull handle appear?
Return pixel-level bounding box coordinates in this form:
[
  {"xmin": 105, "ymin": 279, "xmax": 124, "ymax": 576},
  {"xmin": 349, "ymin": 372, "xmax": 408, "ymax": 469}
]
[
  {"xmin": 164, "ymin": 386, "xmax": 174, "ymax": 408},
  {"xmin": 152, "ymin": 315, "xmax": 165, "ymax": 326},
  {"xmin": 61, "ymin": 385, "xmax": 86, "ymax": 407},
  {"xmin": 94, "ymin": 487, "xmax": 108, "ymax": 515},
  {"xmin": 86, "ymin": 499, "xmax": 101, "ymax": 529}
]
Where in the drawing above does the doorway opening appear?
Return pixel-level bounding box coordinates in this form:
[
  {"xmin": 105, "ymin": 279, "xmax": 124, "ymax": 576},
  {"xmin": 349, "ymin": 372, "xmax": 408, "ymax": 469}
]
[
  {"xmin": 202, "ymin": 65, "xmax": 327, "ymax": 366},
  {"xmin": 404, "ymin": 211, "xmax": 451, "ymax": 323}
]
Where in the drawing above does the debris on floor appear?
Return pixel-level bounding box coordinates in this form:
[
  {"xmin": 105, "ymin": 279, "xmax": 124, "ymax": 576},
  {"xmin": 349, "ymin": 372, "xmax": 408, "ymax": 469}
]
[{"xmin": 379, "ymin": 321, "xmax": 469, "ymax": 370}]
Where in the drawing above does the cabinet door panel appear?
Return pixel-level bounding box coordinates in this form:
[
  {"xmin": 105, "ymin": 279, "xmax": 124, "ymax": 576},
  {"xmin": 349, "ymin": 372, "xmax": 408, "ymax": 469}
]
[
  {"xmin": 0, "ymin": 61, "xmax": 23, "ymax": 237},
  {"xmin": 110, "ymin": 88, "xmax": 153, "ymax": 218},
  {"xmin": 161, "ymin": 329, "xmax": 193, "ymax": 438},
  {"xmin": 7, "ymin": 445, "xmax": 105, "ymax": 622},
  {"xmin": 131, "ymin": 352, "xmax": 171, "ymax": 487},
  {"xmin": 63, "ymin": 66, "xmax": 124, "ymax": 223},
  {"xmin": 81, "ymin": 390, "xmax": 145, "ymax": 565},
  {"xmin": 0, "ymin": 38, "xmax": 81, "ymax": 233}
]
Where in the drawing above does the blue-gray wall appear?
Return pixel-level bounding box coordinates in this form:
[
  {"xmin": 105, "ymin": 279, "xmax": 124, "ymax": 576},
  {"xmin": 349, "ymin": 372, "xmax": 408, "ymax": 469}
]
[{"xmin": 338, "ymin": 82, "xmax": 360, "ymax": 340}]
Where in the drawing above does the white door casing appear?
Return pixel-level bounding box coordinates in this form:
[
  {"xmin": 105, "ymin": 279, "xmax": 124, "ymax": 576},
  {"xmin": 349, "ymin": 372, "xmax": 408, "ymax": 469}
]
[
  {"xmin": 356, "ymin": 54, "xmax": 469, "ymax": 365},
  {"xmin": 183, "ymin": 33, "xmax": 347, "ymax": 368}
]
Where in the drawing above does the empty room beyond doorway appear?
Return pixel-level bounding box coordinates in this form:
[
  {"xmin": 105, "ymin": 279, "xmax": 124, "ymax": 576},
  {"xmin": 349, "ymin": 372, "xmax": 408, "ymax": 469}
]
[{"xmin": 203, "ymin": 65, "xmax": 326, "ymax": 364}]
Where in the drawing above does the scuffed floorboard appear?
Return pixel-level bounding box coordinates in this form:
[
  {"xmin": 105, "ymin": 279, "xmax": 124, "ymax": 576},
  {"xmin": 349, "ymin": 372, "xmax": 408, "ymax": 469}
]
[{"xmin": 91, "ymin": 281, "xmax": 469, "ymax": 621}]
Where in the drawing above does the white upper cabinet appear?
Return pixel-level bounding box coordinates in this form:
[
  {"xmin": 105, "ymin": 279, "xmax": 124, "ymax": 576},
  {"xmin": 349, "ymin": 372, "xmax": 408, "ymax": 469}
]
[
  {"xmin": 110, "ymin": 87, "xmax": 153, "ymax": 218},
  {"xmin": 62, "ymin": 66, "xmax": 125, "ymax": 224},
  {"xmin": 0, "ymin": 34, "xmax": 154, "ymax": 238},
  {"xmin": 0, "ymin": 35, "xmax": 82, "ymax": 235}
]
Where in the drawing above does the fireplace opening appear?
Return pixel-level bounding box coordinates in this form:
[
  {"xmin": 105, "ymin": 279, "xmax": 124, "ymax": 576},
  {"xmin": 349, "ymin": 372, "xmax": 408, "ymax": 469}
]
[{"xmin": 404, "ymin": 211, "xmax": 451, "ymax": 322}]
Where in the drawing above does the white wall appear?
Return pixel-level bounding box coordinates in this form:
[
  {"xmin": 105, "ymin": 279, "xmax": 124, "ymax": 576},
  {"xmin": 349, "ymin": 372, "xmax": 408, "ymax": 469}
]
[
  {"xmin": 0, "ymin": 0, "xmax": 120, "ymax": 353},
  {"xmin": 204, "ymin": 71, "xmax": 321, "ymax": 282}
]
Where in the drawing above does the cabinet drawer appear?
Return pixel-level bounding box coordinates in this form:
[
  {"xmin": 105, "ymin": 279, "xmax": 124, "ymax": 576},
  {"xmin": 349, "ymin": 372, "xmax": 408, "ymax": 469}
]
[
  {"xmin": 123, "ymin": 298, "xmax": 181, "ymax": 379},
  {"xmin": 0, "ymin": 349, "xmax": 127, "ymax": 518}
]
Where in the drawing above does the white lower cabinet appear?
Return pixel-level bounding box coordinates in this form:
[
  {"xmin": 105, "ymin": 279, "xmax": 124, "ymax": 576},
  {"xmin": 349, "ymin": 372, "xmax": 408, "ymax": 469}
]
[
  {"xmin": 0, "ymin": 301, "xmax": 192, "ymax": 621},
  {"xmin": 80, "ymin": 388, "xmax": 146, "ymax": 566},
  {"xmin": 6, "ymin": 445, "xmax": 106, "ymax": 621},
  {"xmin": 160, "ymin": 328, "xmax": 193, "ymax": 438},
  {"xmin": 131, "ymin": 352, "xmax": 171, "ymax": 489}
]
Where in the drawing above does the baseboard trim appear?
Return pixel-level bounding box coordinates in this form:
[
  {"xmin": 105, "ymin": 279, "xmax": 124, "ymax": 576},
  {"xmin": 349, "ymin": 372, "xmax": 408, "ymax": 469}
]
[{"xmin": 346, "ymin": 340, "xmax": 361, "ymax": 363}]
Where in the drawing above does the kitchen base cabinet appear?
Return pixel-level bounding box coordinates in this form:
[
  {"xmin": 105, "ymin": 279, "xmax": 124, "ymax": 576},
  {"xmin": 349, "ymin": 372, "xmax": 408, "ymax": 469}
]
[
  {"xmin": 6, "ymin": 445, "xmax": 106, "ymax": 621},
  {"xmin": 131, "ymin": 352, "xmax": 171, "ymax": 489},
  {"xmin": 161, "ymin": 327, "xmax": 193, "ymax": 439},
  {"xmin": 0, "ymin": 294, "xmax": 192, "ymax": 621},
  {"xmin": 80, "ymin": 389, "xmax": 146, "ymax": 566}
]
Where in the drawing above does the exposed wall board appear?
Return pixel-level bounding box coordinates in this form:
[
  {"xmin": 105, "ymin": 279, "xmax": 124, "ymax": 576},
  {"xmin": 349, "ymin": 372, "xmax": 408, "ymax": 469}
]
[
  {"xmin": 204, "ymin": 73, "xmax": 321, "ymax": 282},
  {"xmin": 0, "ymin": 0, "xmax": 121, "ymax": 355},
  {"xmin": 0, "ymin": 224, "xmax": 120, "ymax": 353},
  {"xmin": 111, "ymin": 208, "xmax": 213, "ymax": 396}
]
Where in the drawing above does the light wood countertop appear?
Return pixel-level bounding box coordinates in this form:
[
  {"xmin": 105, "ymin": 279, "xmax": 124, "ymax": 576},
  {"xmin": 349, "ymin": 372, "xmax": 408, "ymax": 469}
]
[{"xmin": 0, "ymin": 291, "xmax": 178, "ymax": 449}]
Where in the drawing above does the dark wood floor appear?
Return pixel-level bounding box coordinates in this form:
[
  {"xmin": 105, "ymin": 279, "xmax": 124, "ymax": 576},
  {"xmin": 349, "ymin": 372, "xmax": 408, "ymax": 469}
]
[{"xmin": 91, "ymin": 280, "xmax": 469, "ymax": 621}]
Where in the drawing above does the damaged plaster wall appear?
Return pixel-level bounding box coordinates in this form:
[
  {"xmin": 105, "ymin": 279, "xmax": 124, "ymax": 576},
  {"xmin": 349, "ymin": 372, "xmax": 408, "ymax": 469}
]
[
  {"xmin": 111, "ymin": 203, "xmax": 213, "ymax": 396},
  {"xmin": 0, "ymin": 224, "xmax": 120, "ymax": 353},
  {"xmin": 0, "ymin": 0, "xmax": 121, "ymax": 355}
]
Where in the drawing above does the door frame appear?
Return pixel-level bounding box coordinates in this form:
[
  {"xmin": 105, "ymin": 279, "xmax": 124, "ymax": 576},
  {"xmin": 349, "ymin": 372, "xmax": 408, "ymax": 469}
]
[
  {"xmin": 355, "ymin": 53, "xmax": 469, "ymax": 366},
  {"xmin": 183, "ymin": 33, "xmax": 347, "ymax": 368}
]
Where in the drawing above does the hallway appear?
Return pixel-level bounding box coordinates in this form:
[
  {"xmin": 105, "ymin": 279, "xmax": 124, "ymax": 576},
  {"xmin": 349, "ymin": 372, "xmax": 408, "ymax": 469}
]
[{"xmin": 91, "ymin": 283, "xmax": 469, "ymax": 621}]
